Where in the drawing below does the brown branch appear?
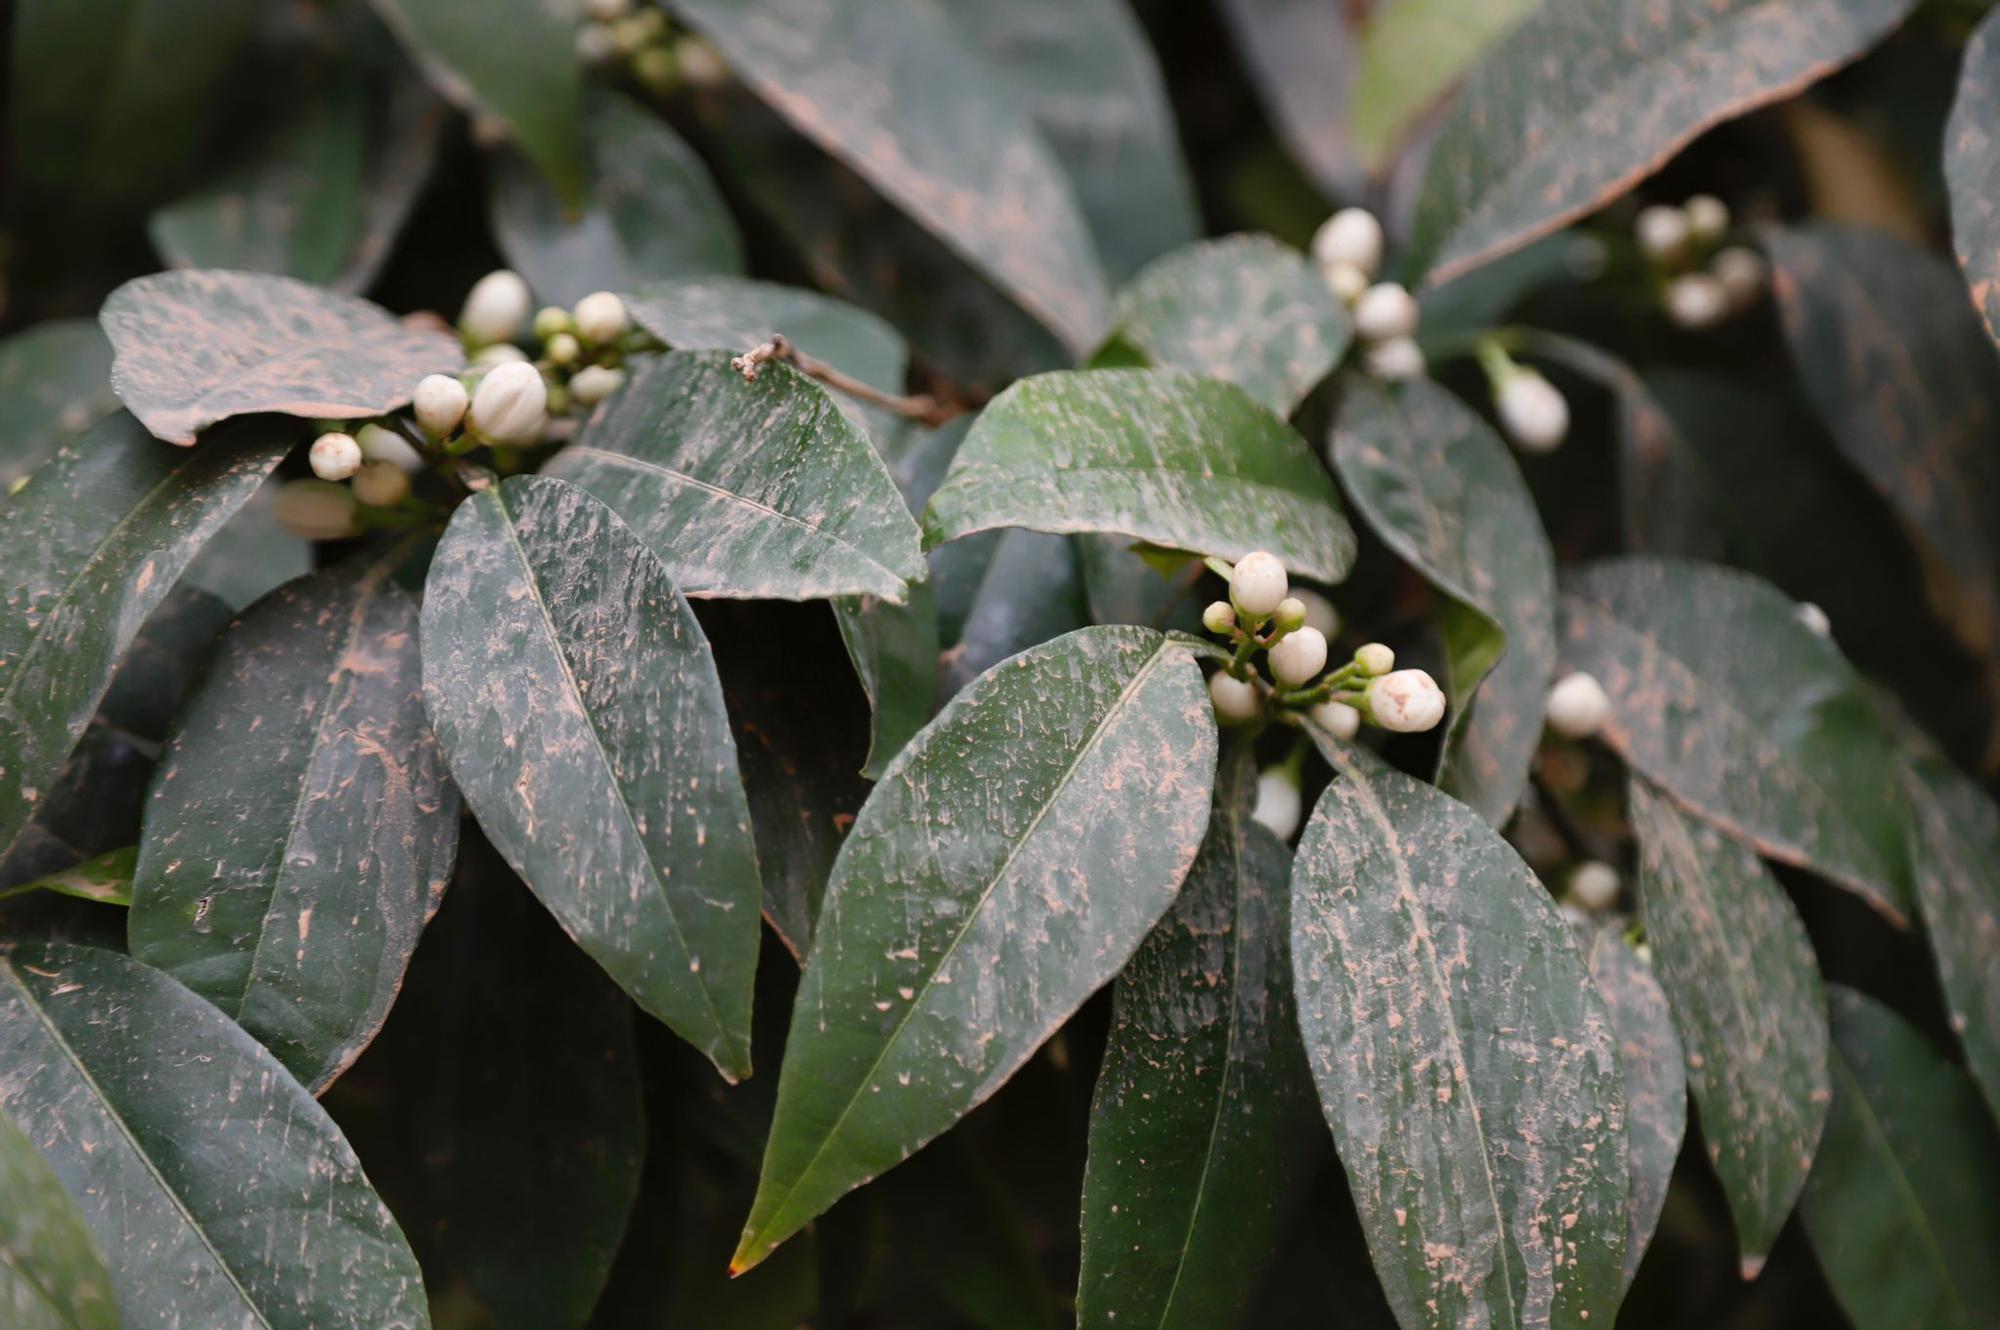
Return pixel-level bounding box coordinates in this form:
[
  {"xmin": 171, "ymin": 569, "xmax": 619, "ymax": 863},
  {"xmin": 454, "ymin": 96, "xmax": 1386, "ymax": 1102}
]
[{"xmin": 731, "ymin": 334, "xmax": 960, "ymax": 427}]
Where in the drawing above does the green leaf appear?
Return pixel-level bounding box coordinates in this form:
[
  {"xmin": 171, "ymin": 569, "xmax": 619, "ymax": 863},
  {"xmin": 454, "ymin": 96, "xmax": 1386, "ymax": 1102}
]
[
  {"xmin": 1628, "ymin": 777, "xmax": 1829, "ymax": 1272},
  {"xmin": 1076, "ymin": 749, "xmax": 1319, "ymax": 1329},
  {"xmin": 182, "ymin": 478, "xmax": 315, "ymax": 611},
  {"xmin": 923, "ymin": 368, "xmax": 1355, "ymax": 584},
  {"xmin": 1948, "ymin": 7, "xmax": 2000, "ymax": 351},
  {"xmin": 1213, "ymin": 0, "xmax": 1369, "ymax": 199},
  {"xmin": 371, "ymin": 0, "xmax": 584, "ymax": 204},
  {"xmin": 1290, "ymin": 750, "xmax": 1628, "ymax": 1329},
  {"xmin": 0, "ymin": 415, "xmax": 289, "ymax": 867},
  {"xmin": 834, "ymin": 584, "xmax": 941, "ymax": 781},
  {"xmin": 420, "ymin": 476, "xmax": 761, "ymax": 1080},
  {"xmin": 130, "ymin": 561, "xmax": 460, "ymax": 1093},
  {"xmin": 732, "ymin": 625, "xmax": 1218, "ymax": 1272},
  {"xmin": 1800, "ymin": 987, "xmax": 2000, "ymax": 1330},
  {"xmin": 1416, "ymin": 237, "xmax": 1598, "ymax": 353},
  {"xmin": 1348, "ymin": 0, "xmax": 1539, "ymax": 171},
  {"xmin": 493, "ymin": 92, "xmax": 743, "ymax": 309},
  {"xmin": 941, "ymin": 530, "xmax": 1090, "ymax": 702},
  {"xmin": 0, "ymin": 847, "xmax": 137, "ymax": 909},
  {"xmin": 0, "ymin": 1105, "xmax": 118, "ymax": 1330},
  {"xmin": 1558, "ymin": 557, "xmax": 1914, "ymax": 922},
  {"xmin": 666, "ymin": 0, "xmax": 1111, "ymax": 354},
  {"xmin": 100, "ymin": 269, "xmax": 463, "ymax": 445},
  {"xmin": 1110, "ymin": 235, "xmax": 1352, "ymax": 416},
  {"xmin": 1330, "ymin": 377, "xmax": 1555, "ymax": 826},
  {"xmin": 0, "ymin": 942, "xmax": 429, "ymax": 1329},
  {"xmin": 1408, "ymin": 0, "xmax": 1916, "ymax": 285},
  {"xmin": 0, "ymin": 321, "xmax": 117, "ymax": 493},
  {"xmin": 543, "ymin": 350, "xmax": 925, "ymax": 603}
]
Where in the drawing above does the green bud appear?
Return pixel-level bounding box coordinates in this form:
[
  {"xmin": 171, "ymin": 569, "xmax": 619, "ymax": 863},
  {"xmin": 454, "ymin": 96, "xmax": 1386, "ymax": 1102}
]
[
  {"xmin": 533, "ymin": 306, "xmax": 572, "ymax": 341},
  {"xmin": 1272, "ymin": 597, "xmax": 1306, "ymax": 634},
  {"xmin": 1354, "ymin": 642, "xmax": 1395, "ymax": 677},
  {"xmin": 1201, "ymin": 601, "xmax": 1236, "ymax": 635}
]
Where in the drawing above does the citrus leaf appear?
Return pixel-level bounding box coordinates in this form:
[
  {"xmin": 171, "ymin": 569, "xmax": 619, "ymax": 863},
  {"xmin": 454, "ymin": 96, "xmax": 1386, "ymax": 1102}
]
[
  {"xmin": 100, "ymin": 270, "xmax": 463, "ymax": 445},
  {"xmin": 1110, "ymin": 235, "xmax": 1352, "ymax": 416},
  {"xmin": 1948, "ymin": 6, "xmax": 2000, "ymax": 351},
  {"xmin": 0, "ymin": 847, "xmax": 137, "ymax": 909},
  {"xmin": 0, "ymin": 321, "xmax": 118, "ymax": 493},
  {"xmin": 1291, "ymin": 749, "xmax": 1628, "ymax": 1329},
  {"xmin": 834, "ymin": 583, "xmax": 940, "ymax": 782},
  {"xmin": 1628, "ymin": 776, "xmax": 1829, "ymax": 1272},
  {"xmin": 1213, "ymin": 0, "xmax": 1368, "ymax": 199},
  {"xmin": 0, "ymin": 414, "xmax": 289, "ymax": 867},
  {"xmin": 1330, "ymin": 377, "xmax": 1554, "ymax": 826},
  {"xmin": 624, "ymin": 277, "xmax": 905, "ymax": 402},
  {"xmin": 666, "ymin": 0, "xmax": 1111, "ymax": 354},
  {"xmin": 420, "ymin": 476, "xmax": 761, "ymax": 1080},
  {"xmin": 731, "ymin": 625, "xmax": 1218, "ymax": 1272},
  {"xmin": 0, "ymin": 1104, "xmax": 118, "ymax": 1330},
  {"xmin": 493, "ymin": 92, "xmax": 743, "ymax": 309},
  {"xmin": 1348, "ymin": 0, "xmax": 1539, "ymax": 171},
  {"xmin": 182, "ymin": 478, "xmax": 315, "ymax": 612},
  {"xmin": 922, "ymin": 368, "xmax": 1355, "ymax": 584},
  {"xmin": 130, "ymin": 560, "xmax": 460, "ymax": 1093},
  {"xmin": 1558, "ymin": 557, "xmax": 1914, "ymax": 922},
  {"xmin": 1408, "ymin": 0, "xmax": 1917, "ymax": 286},
  {"xmin": 940, "ymin": 530, "xmax": 1089, "ymax": 703},
  {"xmin": 0, "ymin": 942, "xmax": 429, "ymax": 1329},
  {"xmin": 544, "ymin": 350, "xmax": 925, "ymax": 603},
  {"xmin": 1800, "ymin": 987, "xmax": 2000, "ymax": 1330},
  {"xmin": 1076, "ymin": 749, "xmax": 1319, "ymax": 1329}
]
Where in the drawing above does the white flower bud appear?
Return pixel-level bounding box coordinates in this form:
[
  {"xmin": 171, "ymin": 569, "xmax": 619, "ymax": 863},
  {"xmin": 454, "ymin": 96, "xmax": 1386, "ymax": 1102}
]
[
  {"xmin": 413, "ymin": 373, "xmax": 470, "ymax": 438},
  {"xmin": 308, "ymin": 431, "xmax": 361, "ymax": 481},
  {"xmin": 1712, "ymin": 246, "xmax": 1766, "ymax": 311},
  {"xmin": 1366, "ymin": 669, "xmax": 1446, "ymax": 732},
  {"xmin": 576, "ymin": 22, "xmax": 619, "ymax": 63},
  {"xmin": 1665, "ymin": 272, "xmax": 1727, "ymax": 330},
  {"xmin": 1311, "ymin": 698, "xmax": 1362, "ymax": 740},
  {"xmin": 675, "ymin": 35, "xmax": 729, "ymax": 87},
  {"xmin": 1634, "ymin": 205, "xmax": 1691, "ymax": 261},
  {"xmin": 1294, "ymin": 587, "xmax": 1341, "ymax": 639},
  {"xmin": 569, "ymin": 364, "xmax": 626, "ymax": 407},
  {"xmin": 545, "ymin": 332, "xmax": 581, "ymax": 366},
  {"xmin": 1363, "ymin": 336, "xmax": 1426, "ymax": 382},
  {"xmin": 1495, "ymin": 368, "xmax": 1570, "ymax": 454},
  {"xmin": 1352, "ymin": 282, "xmax": 1419, "ymax": 342},
  {"xmin": 1354, "ymin": 642, "xmax": 1395, "ymax": 677},
  {"xmin": 274, "ymin": 479, "xmax": 359, "ymax": 541},
  {"xmin": 469, "ymin": 360, "xmax": 549, "ymax": 446},
  {"xmin": 534, "ymin": 306, "xmax": 573, "ymax": 341},
  {"xmin": 1685, "ymin": 194, "xmax": 1729, "ymax": 243},
  {"xmin": 1272, "ymin": 597, "xmax": 1307, "ymax": 634},
  {"xmin": 351, "ymin": 460, "xmax": 410, "ymax": 508},
  {"xmin": 1545, "ymin": 671, "xmax": 1610, "ymax": 739},
  {"xmin": 472, "ymin": 343, "xmax": 529, "ymax": 368},
  {"xmin": 1269, "ymin": 625, "xmax": 1329, "ymax": 687},
  {"xmin": 572, "ymin": 291, "xmax": 631, "ymax": 344},
  {"xmin": 1324, "ymin": 261, "xmax": 1370, "ymax": 305},
  {"xmin": 1252, "ymin": 769, "xmax": 1304, "ymax": 841},
  {"xmin": 1311, "ymin": 208, "xmax": 1384, "ymax": 279},
  {"xmin": 459, "ymin": 269, "xmax": 532, "ymax": 345},
  {"xmin": 1209, "ymin": 671, "xmax": 1264, "ymax": 724},
  {"xmin": 1229, "ymin": 550, "xmax": 1288, "ymax": 618},
  {"xmin": 1202, "ymin": 601, "xmax": 1236, "ymax": 635},
  {"xmin": 356, "ymin": 423, "xmax": 426, "ymax": 474},
  {"xmin": 583, "ymin": 0, "xmax": 631, "ymax": 19},
  {"xmin": 1568, "ymin": 861, "xmax": 1622, "ymax": 912},
  {"xmin": 1796, "ymin": 602, "xmax": 1831, "ymax": 638}
]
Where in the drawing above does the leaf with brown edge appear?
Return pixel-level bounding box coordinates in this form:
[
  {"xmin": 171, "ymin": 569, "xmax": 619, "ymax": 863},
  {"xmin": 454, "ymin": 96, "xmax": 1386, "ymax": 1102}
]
[
  {"xmin": 101, "ymin": 269, "xmax": 462, "ymax": 445},
  {"xmin": 1948, "ymin": 6, "xmax": 2000, "ymax": 353}
]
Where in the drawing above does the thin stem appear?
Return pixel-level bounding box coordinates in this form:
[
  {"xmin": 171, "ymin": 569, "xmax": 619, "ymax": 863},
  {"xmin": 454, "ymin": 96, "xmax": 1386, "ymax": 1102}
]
[{"xmin": 732, "ymin": 335, "xmax": 959, "ymax": 427}]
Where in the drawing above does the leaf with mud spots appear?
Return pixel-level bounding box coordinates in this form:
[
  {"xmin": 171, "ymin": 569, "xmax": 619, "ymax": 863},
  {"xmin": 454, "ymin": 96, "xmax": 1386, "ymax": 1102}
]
[
  {"xmin": 1, "ymin": 847, "xmax": 137, "ymax": 909},
  {"xmin": 731, "ymin": 625, "xmax": 1218, "ymax": 1272},
  {"xmin": 1076, "ymin": 748, "xmax": 1320, "ymax": 1329},
  {"xmin": 0, "ymin": 942, "xmax": 431, "ymax": 1329},
  {"xmin": 420, "ymin": 476, "xmax": 761, "ymax": 1080},
  {"xmin": 100, "ymin": 270, "xmax": 463, "ymax": 445},
  {"xmin": 130, "ymin": 560, "xmax": 460, "ymax": 1094},
  {"xmin": 1331, "ymin": 378, "xmax": 1554, "ymax": 826},
  {"xmin": 1948, "ymin": 8, "xmax": 2000, "ymax": 353},
  {"xmin": 1110, "ymin": 235, "xmax": 1352, "ymax": 416},
  {"xmin": 665, "ymin": 0, "xmax": 1111, "ymax": 354},
  {"xmin": 923, "ymin": 368, "xmax": 1355, "ymax": 584},
  {"xmin": 0, "ymin": 414, "xmax": 290, "ymax": 868},
  {"xmin": 1558, "ymin": 557, "xmax": 1915, "ymax": 923},
  {"xmin": 834, "ymin": 581, "xmax": 940, "ymax": 782},
  {"xmin": 1628, "ymin": 777, "xmax": 1829, "ymax": 1272},
  {"xmin": 939, "ymin": 530, "xmax": 1089, "ymax": 704},
  {"xmin": 1800, "ymin": 987, "xmax": 2000, "ymax": 1330},
  {"xmin": 0, "ymin": 1103, "xmax": 118, "ymax": 1330},
  {"xmin": 1407, "ymin": 0, "xmax": 1917, "ymax": 286},
  {"xmin": 1290, "ymin": 749, "xmax": 1629, "ymax": 1330},
  {"xmin": 544, "ymin": 350, "xmax": 925, "ymax": 604},
  {"xmin": 0, "ymin": 320, "xmax": 118, "ymax": 493}
]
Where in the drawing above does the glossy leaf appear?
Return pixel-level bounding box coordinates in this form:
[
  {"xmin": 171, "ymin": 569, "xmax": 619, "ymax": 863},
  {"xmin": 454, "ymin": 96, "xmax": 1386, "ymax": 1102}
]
[
  {"xmin": 1214, "ymin": 0, "xmax": 1368, "ymax": 199},
  {"xmin": 940, "ymin": 530, "xmax": 1090, "ymax": 703},
  {"xmin": 0, "ymin": 415, "xmax": 289, "ymax": 866},
  {"xmin": 1800, "ymin": 987, "xmax": 2000, "ymax": 1330},
  {"xmin": 420, "ymin": 476, "xmax": 761, "ymax": 1079},
  {"xmin": 1348, "ymin": 0, "xmax": 1539, "ymax": 171},
  {"xmin": 1330, "ymin": 377, "xmax": 1554, "ymax": 826},
  {"xmin": 0, "ymin": 1105, "xmax": 118, "ymax": 1330},
  {"xmin": 624, "ymin": 277, "xmax": 905, "ymax": 403},
  {"xmin": 923, "ymin": 368, "xmax": 1355, "ymax": 584},
  {"xmin": 1628, "ymin": 777, "xmax": 1829, "ymax": 1272},
  {"xmin": 131, "ymin": 561, "xmax": 460, "ymax": 1092},
  {"xmin": 100, "ymin": 269, "xmax": 462, "ymax": 445},
  {"xmin": 1558, "ymin": 557, "xmax": 1914, "ymax": 922},
  {"xmin": 732, "ymin": 626, "xmax": 1218, "ymax": 1271},
  {"xmin": 1408, "ymin": 0, "xmax": 1917, "ymax": 285},
  {"xmin": 182, "ymin": 479, "xmax": 315, "ymax": 612},
  {"xmin": 1110, "ymin": 235, "xmax": 1352, "ymax": 416},
  {"xmin": 0, "ymin": 942, "xmax": 429, "ymax": 1328},
  {"xmin": 1585, "ymin": 926, "xmax": 1686, "ymax": 1290},
  {"xmin": 0, "ymin": 321, "xmax": 118, "ymax": 492},
  {"xmin": 1948, "ymin": 6, "xmax": 2000, "ymax": 351},
  {"xmin": 544, "ymin": 350, "xmax": 925, "ymax": 603},
  {"xmin": 1291, "ymin": 750, "xmax": 1628, "ymax": 1329},
  {"xmin": 493, "ymin": 92, "xmax": 743, "ymax": 309},
  {"xmin": 667, "ymin": 0, "xmax": 1111, "ymax": 353},
  {"xmin": 834, "ymin": 584, "xmax": 941, "ymax": 781},
  {"xmin": 0, "ymin": 847, "xmax": 137, "ymax": 909}
]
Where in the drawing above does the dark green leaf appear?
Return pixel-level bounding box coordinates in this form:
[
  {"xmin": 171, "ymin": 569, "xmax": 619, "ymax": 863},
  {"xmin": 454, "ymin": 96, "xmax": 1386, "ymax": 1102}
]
[
  {"xmin": 1628, "ymin": 777, "xmax": 1829, "ymax": 1272},
  {"xmin": 101, "ymin": 270, "xmax": 462, "ymax": 445},
  {"xmin": 1213, "ymin": 0, "xmax": 1368, "ymax": 199},
  {"xmin": 1331, "ymin": 377, "xmax": 1555, "ymax": 826},
  {"xmin": 0, "ymin": 1105, "xmax": 118, "ymax": 1330},
  {"xmin": 1947, "ymin": 7, "xmax": 2000, "ymax": 351},
  {"xmin": 0, "ymin": 415, "xmax": 289, "ymax": 866},
  {"xmin": 732, "ymin": 625, "xmax": 1218, "ymax": 1271},
  {"xmin": 0, "ymin": 321, "xmax": 118, "ymax": 493},
  {"xmin": 420, "ymin": 476, "xmax": 761, "ymax": 1079},
  {"xmin": 1416, "ymin": 237, "xmax": 1598, "ymax": 352},
  {"xmin": 941, "ymin": 530, "xmax": 1089, "ymax": 702},
  {"xmin": 130, "ymin": 561, "xmax": 460, "ymax": 1093},
  {"xmin": 0, "ymin": 942, "xmax": 429, "ymax": 1328},
  {"xmin": 1409, "ymin": 0, "xmax": 1917, "ymax": 285},
  {"xmin": 1291, "ymin": 750, "xmax": 1628, "ymax": 1328},
  {"xmin": 181, "ymin": 479, "xmax": 315, "ymax": 611},
  {"xmin": 1348, "ymin": 0, "xmax": 1538, "ymax": 170},
  {"xmin": 544, "ymin": 350, "xmax": 925, "ymax": 603},
  {"xmin": 0, "ymin": 847, "xmax": 137, "ymax": 909},
  {"xmin": 1800, "ymin": 987, "xmax": 2000, "ymax": 1330},
  {"xmin": 923, "ymin": 368, "xmax": 1355, "ymax": 583},
  {"xmin": 834, "ymin": 583, "xmax": 940, "ymax": 781},
  {"xmin": 1111, "ymin": 235, "xmax": 1352, "ymax": 416}
]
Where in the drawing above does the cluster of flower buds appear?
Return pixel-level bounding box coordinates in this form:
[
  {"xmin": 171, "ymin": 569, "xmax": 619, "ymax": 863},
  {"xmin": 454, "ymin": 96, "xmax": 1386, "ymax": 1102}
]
[
  {"xmin": 1311, "ymin": 207, "xmax": 1425, "ymax": 383},
  {"xmin": 277, "ymin": 415, "xmax": 432, "ymax": 540},
  {"xmin": 1633, "ymin": 195, "xmax": 1765, "ymax": 330},
  {"xmin": 575, "ymin": 0, "xmax": 728, "ymax": 95},
  {"xmin": 1476, "ymin": 339, "xmax": 1569, "ymax": 454},
  {"xmin": 454, "ymin": 270, "xmax": 650, "ymax": 447}
]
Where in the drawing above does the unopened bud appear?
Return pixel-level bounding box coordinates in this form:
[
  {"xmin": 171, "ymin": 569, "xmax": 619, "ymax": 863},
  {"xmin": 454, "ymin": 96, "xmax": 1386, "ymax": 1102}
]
[
  {"xmin": 576, "ymin": 21, "xmax": 619, "ymax": 63},
  {"xmin": 459, "ymin": 269, "xmax": 532, "ymax": 345},
  {"xmin": 1363, "ymin": 336, "xmax": 1425, "ymax": 382},
  {"xmin": 309, "ymin": 432, "xmax": 361, "ymax": 481},
  {"xmin": 472, "ymin": 343, "xmax": 529, "ymax": 368},
  {"xmin": 1269, "ymin": 625, "xmax": 1329, "ymax": 687},
  {"xmin": 352, "ymin": 460, "xmax": 410, "ymax": 508},
  {"xmin": 1712, "ymin": 246, "xmax": 1766, "ymax": 311},
  {"xmin": 357, "ymin": 423, "xmax": 426, "ymax": 474},
  {"xmin": 533, "ymin": 306, "xmax": 573, "ymax": 341},
  {"xmin": 1310, "ymin": 698, "xmax": 1362, "ymax": 741},
  {"xmin": 1352, "ymin": 282, "xmax": 1419, "ymax": 342},
  {"xmin": 1568, "ymin": 861, "xmax": 1622, "ymax": 912},
  {"xmin": 1324, "ymin": 261, "xmax": 1370, "ymax": 305},
  {"xmin": 413, "ymin": 373, "xmax": 470, "ymax": 438},
  {"xmin": 1209, "ymin": 671, "xmax": 1264, "ymax": 724},
  {"xmin": 1796, "ymin": 602, "xmax": 1831, "ymax": 638},
  {"xmin": 1545, "ymin": 671, "xmax": 1610, "ymax": 739},
  {"xmin": 1365, "ymin": 669, "xmax": 1447, "ymax": 733},
  {"xmin": 1354, "ymin": 642, "xmax": 1395, "ymax": 677},
  {"xmin": 1272, "ymin": 597, "xmax": 1307, "ymax": 634},
  {"xmin": 1202, "ymin": 601, "xmax": 1237, "ymax": 635},
  {"xmin": 1684, "ymin": 194, "xmax": 1729, "ymax": 243},
  {"xmin": 469, "ymin": 360, "xmax": 549, "ymax": 446},
  {"xmin": 545, "ymin": 332, "xmax": 581, "ymax": 366},
  {"xmin": 1665, "ymin": 272, "xmax": 1727, "ymax": 330},
  {"xmin": 1495, "ymin": 368, "xmax": 1569, "ymax": 454},
  {"xmin": 674, "ymin": 35, "xmax": 729, "ymax": 87},
  {"xmin": 572, "ymin": 292, "xmax": 631, "ymax": 344},
  {"xmin": 1229, "ymin": 551, "xmax": 1288, "ymax": 618},
  {"xmin": 1311, "ymin": 208, "xmax": 1384, "ymax": 279},
  {"xmin": 1634, "ymin": 205, "xmax": 1691, "ymax": 262},
  {"xmin": 569, "ymin": 364, "xmax": 626, "ymax": 407},
  {"xmin": 1252, "ymin": 768, "xmax": 1304, "ymax": 841},
  {"xmin": 274, "ymin": 479, "xmax": 359, "ymax": 541}
]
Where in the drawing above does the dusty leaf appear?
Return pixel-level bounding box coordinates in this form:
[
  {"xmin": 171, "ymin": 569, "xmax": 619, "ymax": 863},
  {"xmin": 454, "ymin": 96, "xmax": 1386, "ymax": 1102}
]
[
  {"xmin": 938, "ymin": 530, "xmax": 1089, "ymax": 704},
  {"xmin": 1, "ymin": 846, "xmax": 137, "ymax": 909},
  {"xmin": 1947, "ymin": 7, "xmax": 2000, "ymax": 351},
  {"xmin": 1347, "ymin": 0, "xmax": 1539, "ymax": 171},
  {"xmin": 0, "ymin": 1104, "xmax": 119, "ymax": 1330},
  {"xmin": 0, "ymin": 320, "xmax": 118, "ymax": 493},
  {"xmin": 833, "ymin": 583, "xmax": 941, "ymax": 781}
]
